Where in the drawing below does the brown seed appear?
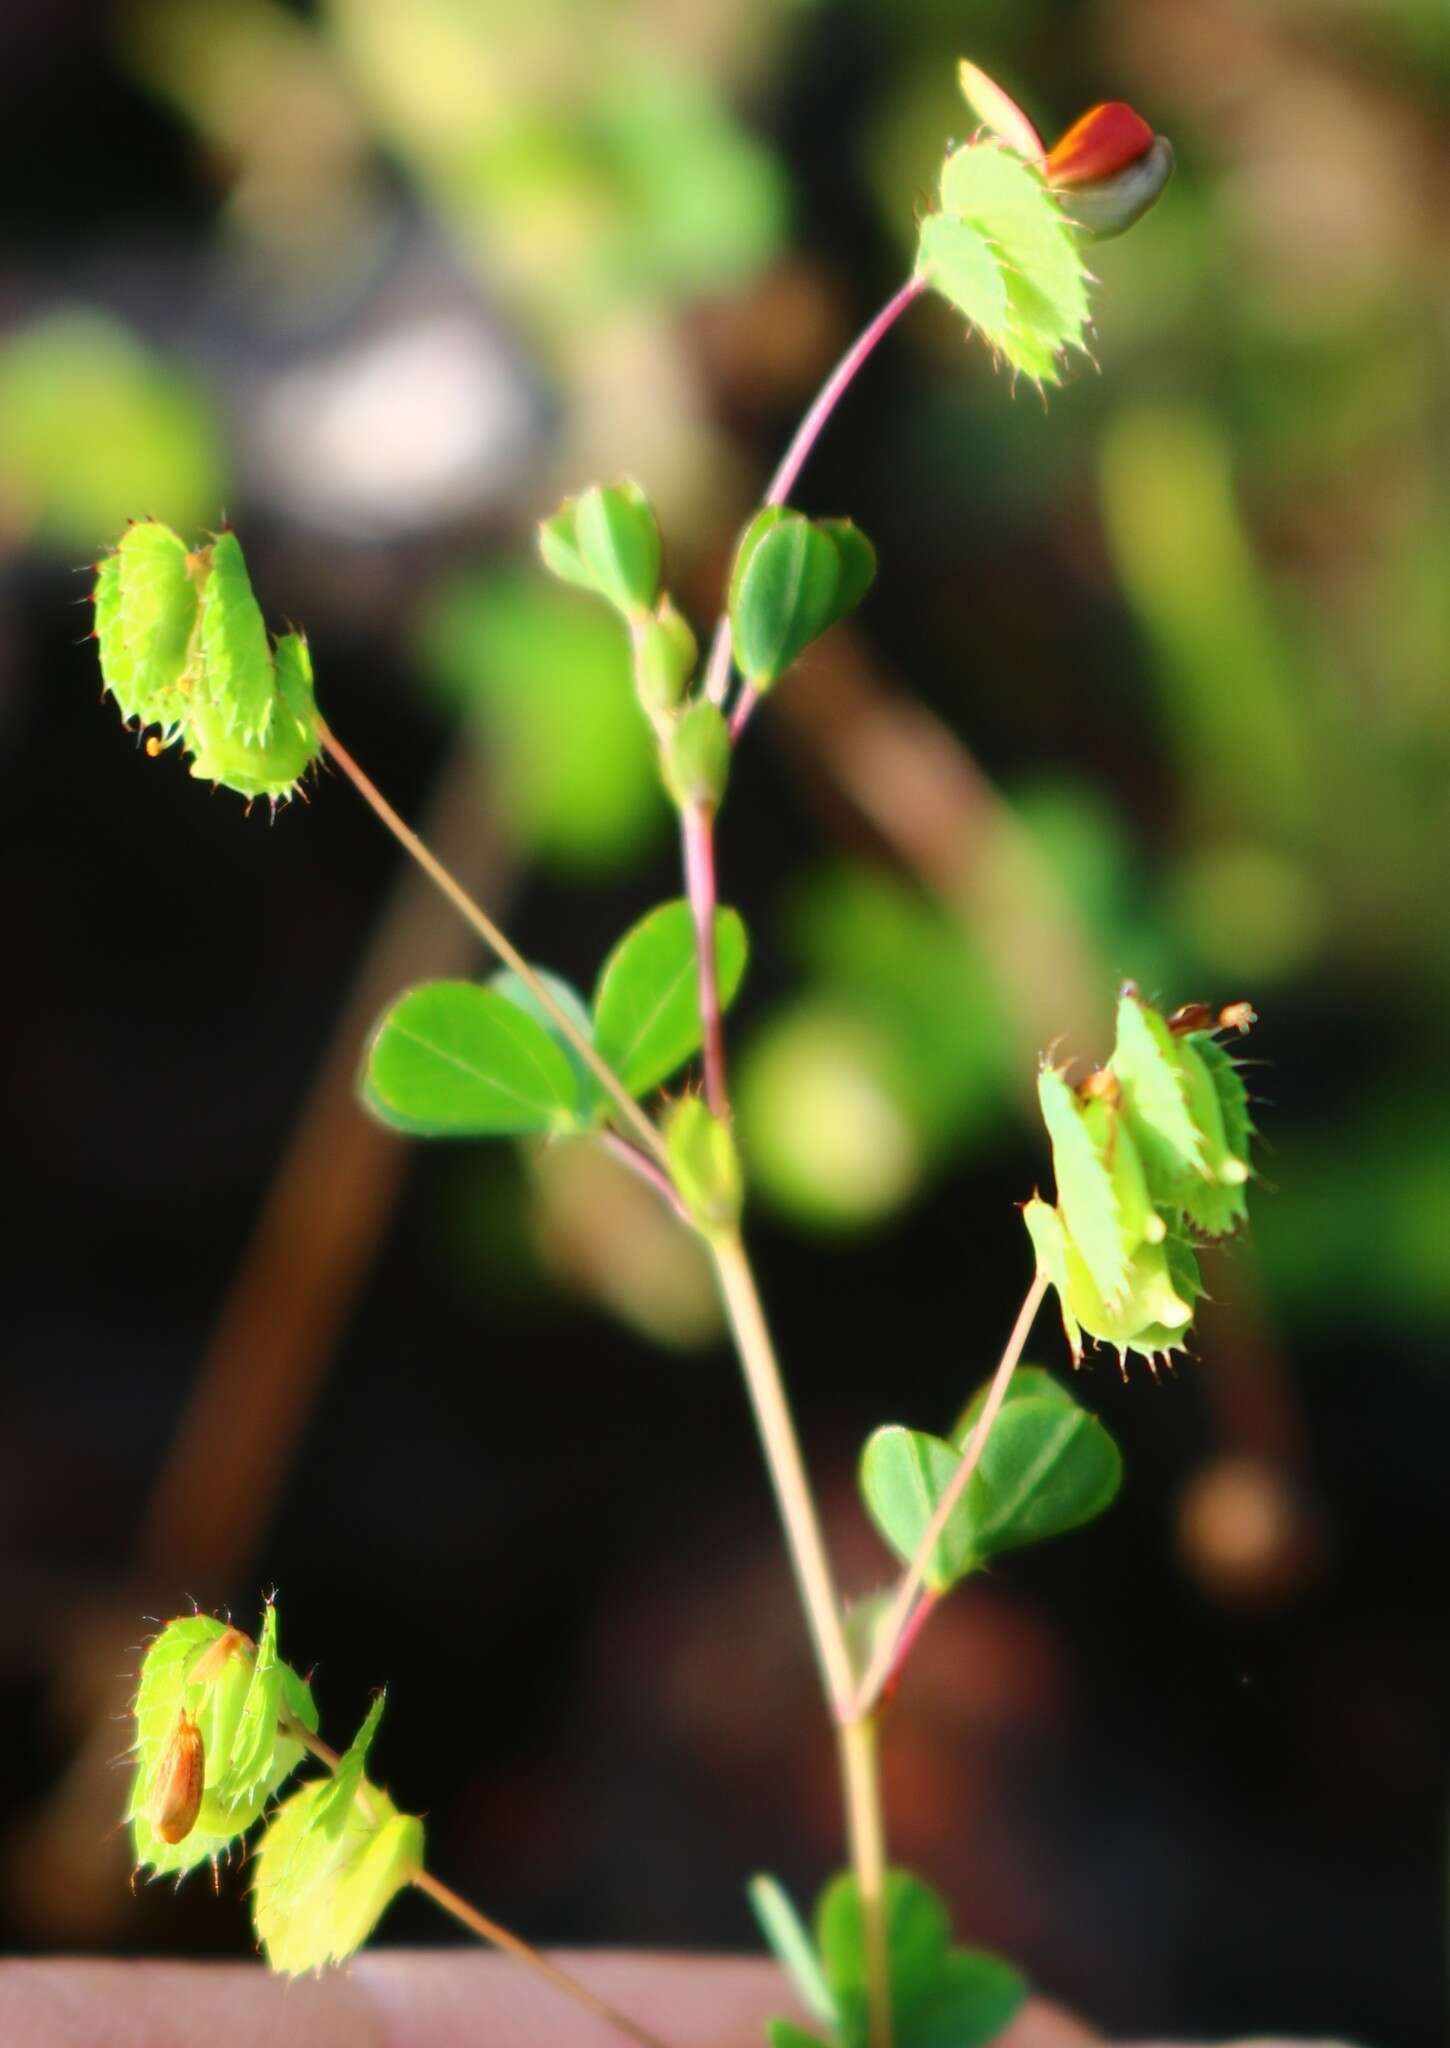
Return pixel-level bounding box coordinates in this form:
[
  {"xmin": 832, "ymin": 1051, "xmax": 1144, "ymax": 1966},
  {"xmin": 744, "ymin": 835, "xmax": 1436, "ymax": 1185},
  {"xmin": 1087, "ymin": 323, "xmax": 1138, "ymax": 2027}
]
[
  {"xmin": 149, "ymin": 1708, "xmax": 205, "ymax": 1845},
  {"xmin": 187, "ymin": 1626, "xmax": 250, "ymax": 1688},
  {"xmin": 1166, "ymin": 1001, "xmax": 1214, "ymax": 1035}
]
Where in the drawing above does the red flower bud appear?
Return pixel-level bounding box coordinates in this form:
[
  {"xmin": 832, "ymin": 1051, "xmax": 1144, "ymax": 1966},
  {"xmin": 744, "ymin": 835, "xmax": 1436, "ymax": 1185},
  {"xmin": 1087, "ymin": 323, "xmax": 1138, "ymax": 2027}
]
[{"xmin": 1045, "ymin": 102, "xmax": 1156, "ymax": 188}]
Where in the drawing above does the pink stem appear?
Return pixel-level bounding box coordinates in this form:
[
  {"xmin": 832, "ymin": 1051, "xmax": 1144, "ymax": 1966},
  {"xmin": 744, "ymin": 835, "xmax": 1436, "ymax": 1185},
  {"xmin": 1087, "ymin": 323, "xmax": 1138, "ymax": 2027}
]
[
  {"xmin": 681, "ymin": 801, "xmax": 728, "ymax": 1117},
  {"xmin": 853, "ymin": 1270, "xmax": 1049, "ymax": 1717},
  {"xmin": 879, "ymin": 1590, "xmax": 939, "ymax": 1706},
  {"xmin": 601, "ymin": 1131, "xmax": 692, "ymax": 1224},
  {"xmin": 703, "ymin": 274, "xmax": 929, "ymax": 711}
]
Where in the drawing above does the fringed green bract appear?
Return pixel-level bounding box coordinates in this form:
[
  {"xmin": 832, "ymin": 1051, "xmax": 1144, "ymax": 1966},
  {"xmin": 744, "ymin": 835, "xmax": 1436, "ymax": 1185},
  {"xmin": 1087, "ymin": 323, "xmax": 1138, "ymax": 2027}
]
[
  {"xmin": 92, "ymin": 520, "xmax": 321, "ymax": 801},
  {"xmin": 128, "ymin": 1606, "xmax": 317, "ymax": 1879},
  {"xmin": 915, "ymin": 143, "xmax": 1091, "ymax": 385},
  {"xmin": 252, "ymin": 1692, "xmax": 423, "ymax": 1977}
]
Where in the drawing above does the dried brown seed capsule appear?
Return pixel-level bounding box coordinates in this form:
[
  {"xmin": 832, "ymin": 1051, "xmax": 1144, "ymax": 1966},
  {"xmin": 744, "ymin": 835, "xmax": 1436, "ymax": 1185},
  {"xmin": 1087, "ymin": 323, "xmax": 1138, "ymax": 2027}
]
[{"xmin": 149, "ymin": 1708, "xmax": 205, "ymax": 1845}]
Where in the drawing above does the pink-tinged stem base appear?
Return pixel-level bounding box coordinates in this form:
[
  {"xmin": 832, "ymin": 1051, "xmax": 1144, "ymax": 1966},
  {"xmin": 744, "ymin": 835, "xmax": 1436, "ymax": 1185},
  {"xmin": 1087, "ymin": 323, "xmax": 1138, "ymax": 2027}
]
[{"xmin": 704, "ymin": 274, "xmax": 929, "ymax": 714}]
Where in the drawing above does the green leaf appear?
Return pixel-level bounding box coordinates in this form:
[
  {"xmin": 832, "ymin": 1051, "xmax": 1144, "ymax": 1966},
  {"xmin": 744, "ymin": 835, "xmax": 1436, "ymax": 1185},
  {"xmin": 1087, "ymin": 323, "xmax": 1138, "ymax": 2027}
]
[
  {"xmin": 952, "ymin": 1363, "xmax": 1074, "ymax": 1442},
  {"xmin": 537, "ymin": 500, "xmax": 594, "ymax": 593},
  {"xmin": 592, "ymin": 899, "xmax": 748, "ymax": 1097},
  {"xmin": 907, "ymin": 1948, "xmax": 1028, "ymax": 2048},
  {"xmin": 252, "ymin": 1774, "xmax": 423, "ymax": 1975},
  {"xmin": 960, "ymin": 1393, "xmax": 1122, "ymax": 1560},
  {"xmin": 748, "ymin": 1875, "xmax": 837, "ymax": 2027},
  {"xmin": 766, "ymin": 2025, "xmax": 831, "ymax": 2048},
  {"xmin": 818, "ymin": 519, "xmax": 877, "ymax": 623},
  {"xmin": 817, "ymin": 1871, "xmax": 950, "ymax": 2048},
  {"xmin": 860, "ymin": 1426, "xmax": 975, "ymax": 1593},
  {"xmin": 198, "ymin": 529, "xmax": 275, "ymax": 744},
  {"xmin": 491, "ymin": 969, "xmax": 601, "ymax": 1120},
  {"xmin": 728, "ymin": 512, "xmax": 872, "ymax": 690},
  {"xmin": 364, "ymin": 980, "xmax": 582, "ymax": 1137},
  {"xmin": 573, "ymin": 480, "xmax": 662, "ymax": 616},
  {"xmin": 916, "ymin": 142, "xmax": 1090, "ymax": 384}
]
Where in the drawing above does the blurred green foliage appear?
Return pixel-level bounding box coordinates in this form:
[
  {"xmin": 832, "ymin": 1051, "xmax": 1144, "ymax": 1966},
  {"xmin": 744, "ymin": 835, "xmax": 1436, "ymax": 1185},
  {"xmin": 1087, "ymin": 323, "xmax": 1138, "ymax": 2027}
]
[
  {"xmin": 420, "ymin": 572, "xmax": 666, "ymax": 874},
  {"xmin": 0, "ymin": 312, "xmax": 223, "ymax": 551}
]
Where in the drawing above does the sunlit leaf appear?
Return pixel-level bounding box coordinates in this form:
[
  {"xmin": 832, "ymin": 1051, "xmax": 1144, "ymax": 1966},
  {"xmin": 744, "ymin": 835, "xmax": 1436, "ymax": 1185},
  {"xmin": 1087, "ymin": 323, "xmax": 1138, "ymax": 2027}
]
[
  {"xmin": 364, "ymin": 981, "xmax": 582, "ymax": 1136},
  {"xmin": 592, "ymin": 900, "xmax": 748, "ymax": 1098}
]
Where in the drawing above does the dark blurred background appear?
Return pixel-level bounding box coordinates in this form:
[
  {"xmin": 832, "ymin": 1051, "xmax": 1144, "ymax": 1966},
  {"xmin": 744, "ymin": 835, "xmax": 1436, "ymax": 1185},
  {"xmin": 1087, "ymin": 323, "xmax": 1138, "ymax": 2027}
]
[{"xmin": 2, "ymin": 1, "xmax": 1447, "ymax": 2042}]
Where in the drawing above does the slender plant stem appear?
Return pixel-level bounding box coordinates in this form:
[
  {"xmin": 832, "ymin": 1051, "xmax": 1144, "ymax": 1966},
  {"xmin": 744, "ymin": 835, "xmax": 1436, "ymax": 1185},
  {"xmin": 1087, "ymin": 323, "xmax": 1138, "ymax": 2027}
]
[
  {"xmin": 681, "ymin": 801, "xmax": 728, "ymax": 1116},
  {"xmin": 282, "ymin": 1720, "xmax": 674, "ymax": 2048},
  {"xmin": 410, "ymin": 1869, "xmax": 677, "ymax": 2048},
  {"xmin": 703, "ymin": 274, "xmax": 928, "ymax": 713},
  {"xmin": 317, "ymin": 721, "xmax": 668, "ymax": 1170},
  {"xmin": 841, "ymin": 1716, "xmax": 892, "ymax": 2048},
  {"xmin": 879, "ymin": 1590, "xmax": 939, "ymax": 1706},
  {"xmin": 600, "ymin": 1130, "xmax": 693, "ymax": 1224},
  {"xmin": 707, "ymin": 1233, "xmax": 857, "ymax": 1718},
  {"xmin": 853, "ymin": 1270, "xmax": 1049, "ymax": 1718}
]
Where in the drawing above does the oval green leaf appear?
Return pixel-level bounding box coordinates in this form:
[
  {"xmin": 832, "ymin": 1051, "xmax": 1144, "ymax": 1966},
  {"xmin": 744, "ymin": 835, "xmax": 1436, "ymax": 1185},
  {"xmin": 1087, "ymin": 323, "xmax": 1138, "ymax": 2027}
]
[
  {"xmin": 365, "ymin": 980, "xmax": 581, "ymax": 1136},
  {"xmin": 859, "ymin": 1425, "xmax": 975, "ymax": 1593},
  {"xmin": 962, "ymin": 1393, "xmax": 1123, "ymax": 1559},
  {"xmin": 730, "ymin": 513, "xmax": 843, "ymax": 688},
  {"xmin": 592, "ymin": 899, "xmax": 748, "ymax": 1098}
]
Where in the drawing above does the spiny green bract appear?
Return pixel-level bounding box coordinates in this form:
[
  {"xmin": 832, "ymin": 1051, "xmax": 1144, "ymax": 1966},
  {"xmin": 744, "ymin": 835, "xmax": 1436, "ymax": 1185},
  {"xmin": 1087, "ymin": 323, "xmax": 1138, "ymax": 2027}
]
[
  {"xmin": 92, "ymin": 519, "xmax": 321, "ymax": 801},
  {"xmin": 128, "ymin": 1605, "xmax": 318, "ymax": 1878},
  {"xmin": 1028, "ymin": 991, "xmax": 1255, "ymax": 1368},
  {"xmin": 252, "ymin": 1694, "xmax": 423, "ymax": 1975},
  {"xmin": 915, "ymin": 142, "xmax": 1091, "ymax": 385}
]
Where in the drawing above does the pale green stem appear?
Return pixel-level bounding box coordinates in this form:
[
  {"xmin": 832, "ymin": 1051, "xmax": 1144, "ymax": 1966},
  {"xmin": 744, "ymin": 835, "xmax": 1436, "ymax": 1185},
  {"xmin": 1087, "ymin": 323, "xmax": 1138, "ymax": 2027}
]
[
  {"xmin": 317, "ymin": 721, "xmax": 668, "ymax": 1169},
  {"xmin": 708, "ymin": 1231, "xmax": 857, "ymax": 1717},
  {"xmin": 283, "ymin": 1717, "xmax": 674, "ymax": 2048},
  {"xmin": 852, "ymin": 1270, "xmax": 1049, "ymax": 1718},
  {"xmin": 841, "ymin": 1714, "xmax": 892, "ymax": 2048},
  {"xmin": 707, "ymin": 1231, "xmax": 894, "ymax": 2048}
]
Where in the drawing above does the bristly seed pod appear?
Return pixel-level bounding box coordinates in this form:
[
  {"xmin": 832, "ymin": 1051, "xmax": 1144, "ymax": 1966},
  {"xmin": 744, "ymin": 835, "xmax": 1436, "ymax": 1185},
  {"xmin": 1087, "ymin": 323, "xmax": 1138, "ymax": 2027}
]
[{"xmin": 149, "ymin": 1708, "xmax": 205, "ymax": 1846}]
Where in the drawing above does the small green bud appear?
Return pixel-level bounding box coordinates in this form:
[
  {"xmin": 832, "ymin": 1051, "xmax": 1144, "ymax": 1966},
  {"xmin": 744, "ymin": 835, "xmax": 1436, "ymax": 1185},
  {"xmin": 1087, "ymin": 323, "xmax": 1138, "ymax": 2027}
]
[
  {"xmin": 662, "ymin": 700, "xmax": 731, "ymax": 811},
  {"xmin": 666, "ymin": 1097, "xmax": 743, "ymax": 1234},
  {"xmin": 727, "ymin": 507, "xmax": 876, "ymax": 691},
  {"xmin": 635, "ymin": 597, "xmax": 698, "ymax": 713},
  {"xmin": 537, "ymin": 481, "xmax": 662, "ymax": 618}
]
